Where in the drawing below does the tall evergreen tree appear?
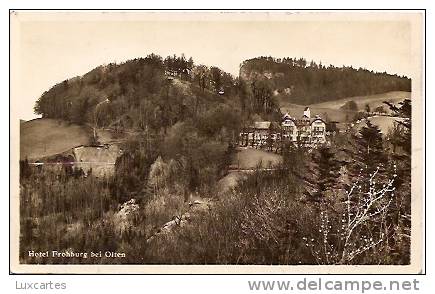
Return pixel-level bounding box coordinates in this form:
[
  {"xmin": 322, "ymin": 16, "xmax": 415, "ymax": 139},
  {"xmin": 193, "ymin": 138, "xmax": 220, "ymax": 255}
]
[
  {"xmin": 353, "ymin": 121, "xmax": 386, "ymax": 173},
  {"xmin": 304, "ymin": 146, "xmax": 342, "ymax": 205},
  {"xmin": 342, "ymin": 120, "xmax": 389, "ymax": 207}
]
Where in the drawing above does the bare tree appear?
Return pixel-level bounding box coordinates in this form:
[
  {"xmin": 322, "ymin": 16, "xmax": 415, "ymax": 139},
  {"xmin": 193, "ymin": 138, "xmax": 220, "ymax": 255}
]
[
  {"xmin": 304, "ymin": 166, "xmax": 396, "ymax": 264},
  {"xmin": 339, "ymin": 166, "xmax": 396, "ymax": 264}
]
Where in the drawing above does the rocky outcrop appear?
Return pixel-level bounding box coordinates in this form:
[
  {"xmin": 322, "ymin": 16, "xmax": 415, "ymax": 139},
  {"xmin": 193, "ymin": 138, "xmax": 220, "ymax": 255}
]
[
  {"xmin": 146, "ymin": 199, "xmax": 212, "ymax": 243},
  {"xmin": 114, "ymin": 199, "xmax": 140, "ymax": 235}
]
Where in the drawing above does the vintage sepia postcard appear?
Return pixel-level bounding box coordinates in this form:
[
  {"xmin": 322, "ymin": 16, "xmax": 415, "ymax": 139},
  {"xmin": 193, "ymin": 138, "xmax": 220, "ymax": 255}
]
[{"xmin": 10, "ymin": 10, "xmax": 425, "ymax": 274}]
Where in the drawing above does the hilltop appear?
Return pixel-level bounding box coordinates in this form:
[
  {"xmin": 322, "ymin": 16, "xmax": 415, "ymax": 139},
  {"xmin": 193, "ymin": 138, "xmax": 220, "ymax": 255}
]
[{"xmin": 33, "ymin": 54, "xmax": 241, "ymax": 134}]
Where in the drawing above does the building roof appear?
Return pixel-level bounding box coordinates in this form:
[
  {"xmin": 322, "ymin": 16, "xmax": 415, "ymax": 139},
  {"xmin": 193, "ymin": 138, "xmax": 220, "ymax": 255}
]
[
  {"xmin": 310, "ymin": 115, "xmax": 326, "ymax": 124},
  {"xmin": 282, "ymin": 113, "xmax": 295, "ymax": 121},
  {"xmin": 253, "ymin": 121, "xmax": 271, "ymax": 130},
  {"xmin": 281, "ymin": 113, "xmax": 325, "ymax": 127}
]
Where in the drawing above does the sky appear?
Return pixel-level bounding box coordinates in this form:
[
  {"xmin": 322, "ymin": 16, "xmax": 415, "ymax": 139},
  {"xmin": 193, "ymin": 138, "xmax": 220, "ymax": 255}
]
[{"xmin": 12, "ymin": 11, "xmax": 417, "ymax": 120}]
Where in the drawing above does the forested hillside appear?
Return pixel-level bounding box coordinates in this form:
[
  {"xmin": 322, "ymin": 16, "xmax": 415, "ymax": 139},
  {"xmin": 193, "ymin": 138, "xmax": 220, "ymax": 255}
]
[
  {"xmin": 240, "ymin": 57, "xmax": 411, "ymax": 105},
  {"xmin": 34, "ymin": 54, "xmax": 245, "ymax": 132}
]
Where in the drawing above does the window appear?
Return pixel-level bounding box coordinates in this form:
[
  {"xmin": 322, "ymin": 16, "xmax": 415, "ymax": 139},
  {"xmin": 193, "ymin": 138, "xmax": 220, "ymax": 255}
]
[{"xmin": 313, "ymin": 126, "xmax": 324, "ymax": 134}]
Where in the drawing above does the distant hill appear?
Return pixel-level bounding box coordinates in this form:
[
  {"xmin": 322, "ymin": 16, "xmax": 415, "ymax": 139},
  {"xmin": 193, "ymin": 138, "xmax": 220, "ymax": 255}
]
[{"xmin": 240, "ymin": 57, "xmax": 411, "ymax": 105}]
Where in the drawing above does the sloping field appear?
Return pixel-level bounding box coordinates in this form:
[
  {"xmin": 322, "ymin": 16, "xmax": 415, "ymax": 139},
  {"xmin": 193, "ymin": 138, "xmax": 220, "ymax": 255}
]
[
  {"xmin": 280, "ymin": 91, "xmax": 411, "ymax": 123},
  {"xmin": 354, "ymin": 116, "xmax": 407, "ymax": 135},
  {"xmin": 20, "ymin": 118, "xmax": 91, "ymax": 160},
  {"xmin": 217, "ymin": 148, "xmax": 283, "ymax": 194},
  {"xmin": 309, "ymin": 91, "xmax": 410, "ymax": 111},
  {"xmin": 232, "ymin": 148, "xmax": 283, "ymax": 170},
  {"xmin": 280, "ymin": 103, "xmax": 357, "ymax": 123}
]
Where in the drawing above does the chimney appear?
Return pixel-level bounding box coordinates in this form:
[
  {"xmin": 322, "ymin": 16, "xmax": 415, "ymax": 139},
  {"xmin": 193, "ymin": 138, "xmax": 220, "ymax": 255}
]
[{"xmin": 303, "ymin": 107, "xmax": 311, "ymax": 118}]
